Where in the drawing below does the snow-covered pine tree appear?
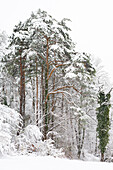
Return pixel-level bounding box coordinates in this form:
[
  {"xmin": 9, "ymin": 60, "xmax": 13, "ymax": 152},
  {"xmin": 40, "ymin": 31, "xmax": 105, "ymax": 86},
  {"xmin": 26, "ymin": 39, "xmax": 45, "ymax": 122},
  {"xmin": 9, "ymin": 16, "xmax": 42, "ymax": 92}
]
[
  {"xmin": 23, "ymin": 9, "xmax": 75, "ymax": 139},
  {"xmin": 0, "ymin": 30, "xmax": 8, "ymax": 105},
  {"xmin": 57, "ymin": 52, "xmax": 96, "ymax": 158},
  {"xmin": 96, "ymin": 89, "xmax": 111, "ymax": 161},
  {"xmin": 3, "ymin": 9, "xmax": 77, "ymax": 139},
  {"xmin": 4, "ymin": 21, "xmax": 32, "ymax": 127}
]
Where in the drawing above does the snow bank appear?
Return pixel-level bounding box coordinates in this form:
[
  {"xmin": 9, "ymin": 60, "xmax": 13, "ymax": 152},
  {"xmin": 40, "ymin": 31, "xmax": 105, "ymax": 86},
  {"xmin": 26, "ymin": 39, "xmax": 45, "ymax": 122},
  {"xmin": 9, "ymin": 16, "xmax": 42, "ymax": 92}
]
[{"xmin": 0, "ymin": 156, "xmax": 113, "ymax": 170}]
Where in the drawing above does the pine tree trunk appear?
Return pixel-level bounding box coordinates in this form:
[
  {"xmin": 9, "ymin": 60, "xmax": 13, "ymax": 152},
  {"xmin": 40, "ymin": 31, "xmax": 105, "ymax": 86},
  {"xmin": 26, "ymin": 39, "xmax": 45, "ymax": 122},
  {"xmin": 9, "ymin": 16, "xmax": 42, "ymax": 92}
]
[
  {"xmin": 23, "ymin": 62, "xmax": 25, "ymax": 121},
  {"xmin": 41, "ymin": 64, "xmax": 45, "ymax": 133},
  {"xmin": 39, "ymin": 75, "xmax": 42, "ymax": 131},
  {"xmin": 69, "ymin": 112, "xmax": 75, "ymax": 157},
  {"xmin": 44, "ymin": 38, "xmax": 49, "ymax": 140},
  {"xmin": 20, "ymin": 54, "xmax": 25, "ymax": 127},
  {"xmin": 20, "ymin": 55, "xmax": 23, "ymax": 116},
  {"xmin": 77, "ymin": 86, "xmax": 84, "ymax": 159},
  {"xmin": 95, "ymin": 133, "xmax": 98, "ymax": 155},
  {"xmin": 44, "ymin": 67, "xmax": 48, "ymax": 139},
  {"xmin": 36, "ymin": 58, "xmax": 38, "ymax": 126},
  {"xmin": 2, "ymin": 81, "xmax": 7, "ymax": 105},
  {"xmin": 51, "ymin": 73, "xmax": 55, "ymax": 139},
  {"xmin": 101, "ymin": 152, "xmax": 104, "ymax": 162},
  {"xmin": 77, "ymin": 117, "xmax": 81, "ymax": 159},
  {"xmin": 61, "ymin": 92, "xmax": 64, "ymax": 115},
  {"xmin": 31, "ymin": 77, "xmax": 35, "ymax": 114}
]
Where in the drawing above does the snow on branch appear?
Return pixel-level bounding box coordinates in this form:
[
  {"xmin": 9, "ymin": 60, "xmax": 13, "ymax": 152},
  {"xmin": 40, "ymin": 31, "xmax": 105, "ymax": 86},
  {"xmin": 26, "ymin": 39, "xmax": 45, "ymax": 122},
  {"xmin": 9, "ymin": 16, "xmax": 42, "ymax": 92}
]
[
  {"xmin": 53, "ymin": 85, "xmax": 81, "ymax": 93},
  {"xmin": 45, "ymin": 86, "xmax": 81, "ymax": 103},
  {"xmin": 29, "ymin": 48, "xmax": 46, "ymax": 62},
  {"xmin": 47, "ymin": 64, "xmax": 64, "ymax": 80}
]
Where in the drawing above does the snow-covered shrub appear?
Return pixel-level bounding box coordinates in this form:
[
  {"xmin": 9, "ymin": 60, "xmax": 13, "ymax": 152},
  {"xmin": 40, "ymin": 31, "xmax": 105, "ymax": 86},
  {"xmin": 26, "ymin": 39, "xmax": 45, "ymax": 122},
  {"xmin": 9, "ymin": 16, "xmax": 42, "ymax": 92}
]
[
  {"xmin": 15, "ymin": 125, "xmax": 42, "ymax": 154},
  {"xmin": 0, "ymin": 104, "xmax": 22, "ymax": 155},
  {"xmin": 39, "ymin": 139, "xmax": 64, "ymax": 158},
  {"xmin": 16, "ymin": 125, "xmax": 64, "ymax": 158},
  {"xmin": 24, "ymin": 125, "xmax": 42, "ymax": 142},
  {"xmin": 82, "ymin": 150, "xmax": 99, "ymax": 162}
]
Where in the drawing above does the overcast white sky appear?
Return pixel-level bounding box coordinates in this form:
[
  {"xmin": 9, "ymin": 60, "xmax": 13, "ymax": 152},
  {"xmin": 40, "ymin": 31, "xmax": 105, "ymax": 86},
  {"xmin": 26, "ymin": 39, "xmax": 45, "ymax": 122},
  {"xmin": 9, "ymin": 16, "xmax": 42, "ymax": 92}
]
[{"xmin": 0, "ymin": 0, "xmax": 113, "ymax": 82}]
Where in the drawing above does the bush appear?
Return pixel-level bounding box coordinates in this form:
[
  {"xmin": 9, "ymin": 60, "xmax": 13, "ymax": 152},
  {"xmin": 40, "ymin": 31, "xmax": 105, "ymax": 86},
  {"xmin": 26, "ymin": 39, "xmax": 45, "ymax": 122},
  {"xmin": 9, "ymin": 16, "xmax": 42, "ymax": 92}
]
[
  {"xmin": 15, "ymin": 125, "xmax": 64, "ymax": 158},
  {"xmin": 0, "ymin": 104, "xmax": 22, "ymax": 155}
]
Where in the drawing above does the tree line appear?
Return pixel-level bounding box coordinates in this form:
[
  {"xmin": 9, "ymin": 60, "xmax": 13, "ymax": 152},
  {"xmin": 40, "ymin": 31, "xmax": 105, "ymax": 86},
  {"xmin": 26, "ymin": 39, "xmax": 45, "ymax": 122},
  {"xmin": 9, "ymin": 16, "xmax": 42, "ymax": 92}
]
[{"xmin": 0, "ymin": 9, "xmax": 112, "ymax": 161}]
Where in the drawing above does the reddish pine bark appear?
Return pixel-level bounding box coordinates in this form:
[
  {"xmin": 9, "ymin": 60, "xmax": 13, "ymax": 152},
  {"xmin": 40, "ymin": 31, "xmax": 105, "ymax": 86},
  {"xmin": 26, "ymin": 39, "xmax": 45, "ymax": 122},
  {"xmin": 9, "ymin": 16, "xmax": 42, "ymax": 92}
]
[
  {"xmin": 20, "ymin": 54, "xmax": 26, "ymax": 127},
  {"xmin": 36, "ymin": 58, "xmax": 38, "ymax": 126}
]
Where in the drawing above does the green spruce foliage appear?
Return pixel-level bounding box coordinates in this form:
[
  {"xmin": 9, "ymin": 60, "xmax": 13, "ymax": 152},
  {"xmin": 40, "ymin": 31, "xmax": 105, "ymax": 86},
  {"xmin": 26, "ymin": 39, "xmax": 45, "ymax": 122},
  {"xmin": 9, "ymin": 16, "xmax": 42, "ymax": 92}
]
[{"xmin": 96, "ymin": 90, "xmax": 111, "ymax": 161}]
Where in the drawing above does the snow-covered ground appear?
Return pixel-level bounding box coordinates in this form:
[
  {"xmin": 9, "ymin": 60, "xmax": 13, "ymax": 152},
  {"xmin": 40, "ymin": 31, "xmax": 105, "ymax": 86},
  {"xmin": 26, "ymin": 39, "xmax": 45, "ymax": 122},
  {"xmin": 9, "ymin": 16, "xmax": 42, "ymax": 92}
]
[{"xmin": 0, "ymin": 156, "xmax": 113, "ymax": 170}]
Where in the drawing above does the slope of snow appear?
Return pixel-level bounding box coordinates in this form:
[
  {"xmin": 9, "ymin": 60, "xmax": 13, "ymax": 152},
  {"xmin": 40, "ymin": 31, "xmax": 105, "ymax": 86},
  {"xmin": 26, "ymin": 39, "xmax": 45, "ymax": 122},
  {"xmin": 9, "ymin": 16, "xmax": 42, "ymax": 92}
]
[
  {"xmin": 0, "ymin": 104, "xmax": 22, "ymax": 155},
  {"xmin": 0, "ymin": 156, "xmax": 113, "ymax": 170}
]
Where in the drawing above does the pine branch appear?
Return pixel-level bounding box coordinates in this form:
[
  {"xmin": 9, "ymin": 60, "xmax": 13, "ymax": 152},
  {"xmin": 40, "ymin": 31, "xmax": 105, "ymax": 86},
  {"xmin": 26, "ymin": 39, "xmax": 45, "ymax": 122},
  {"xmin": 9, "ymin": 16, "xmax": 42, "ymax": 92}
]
[{"xmin": 47, "ymin": 64, "xmax": 64, "ymax": 80}]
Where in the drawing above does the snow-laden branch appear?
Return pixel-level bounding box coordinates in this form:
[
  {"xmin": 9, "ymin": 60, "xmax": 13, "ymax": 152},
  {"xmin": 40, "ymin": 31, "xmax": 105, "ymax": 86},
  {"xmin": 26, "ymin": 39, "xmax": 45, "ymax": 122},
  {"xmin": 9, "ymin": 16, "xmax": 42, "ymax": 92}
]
[
  {"xmin": 47, "ymin": 64, "xmax": 64, "ymax": 80},
  {"xmin": 29, "ymin": 48, "xmax": 46, "ymax": 62},
  {"xmin": 45, "ymin": 85, "xmax": 81, "ymax": 103}
]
